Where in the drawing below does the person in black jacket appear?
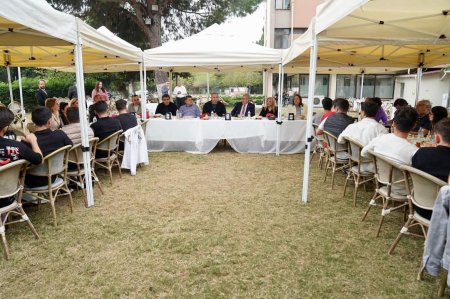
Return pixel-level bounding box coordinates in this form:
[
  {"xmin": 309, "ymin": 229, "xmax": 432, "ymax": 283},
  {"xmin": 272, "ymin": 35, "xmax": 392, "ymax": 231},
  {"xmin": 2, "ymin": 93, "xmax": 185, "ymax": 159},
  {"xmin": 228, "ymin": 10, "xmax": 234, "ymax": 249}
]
[
  {"xmin": 202, "ymin": 92, "xmax": 226, "ymax": 117},
  {"xmin": 35, "ymin": 79, "xmax": 51, "ymax": 107},
  {"xmin": 155, "ymin": 94, "xmax": 178, "ymax": 116}
]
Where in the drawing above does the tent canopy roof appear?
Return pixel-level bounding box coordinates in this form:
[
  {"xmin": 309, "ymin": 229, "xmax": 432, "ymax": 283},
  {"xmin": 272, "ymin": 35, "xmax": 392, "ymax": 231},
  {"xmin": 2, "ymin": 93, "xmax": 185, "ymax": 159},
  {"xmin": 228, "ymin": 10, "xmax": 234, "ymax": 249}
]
[
  {"xmin": 283, "ymin": 0, "xmax": 450, "ymax": 70},
  {"xmin": 144, "ymin": 24, "xmax": 282, "ymax": 72}
]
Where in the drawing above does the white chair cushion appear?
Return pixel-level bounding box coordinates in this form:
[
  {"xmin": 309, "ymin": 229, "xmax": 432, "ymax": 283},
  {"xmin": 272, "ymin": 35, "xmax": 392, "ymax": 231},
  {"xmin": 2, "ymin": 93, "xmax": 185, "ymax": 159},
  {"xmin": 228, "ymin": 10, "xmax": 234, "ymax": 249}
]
[{"xmin": 24, "ymin": 177, "xmax": 64, "ymax": 191}]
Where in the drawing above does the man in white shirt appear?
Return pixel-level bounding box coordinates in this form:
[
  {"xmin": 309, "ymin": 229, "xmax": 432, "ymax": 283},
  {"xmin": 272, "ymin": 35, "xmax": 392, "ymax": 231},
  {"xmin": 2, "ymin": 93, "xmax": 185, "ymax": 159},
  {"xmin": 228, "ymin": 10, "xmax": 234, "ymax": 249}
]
[
  {"xmin": 339, "ymin": 102, "xmax": 388, "ymax": 172},
  {"xmin": 362, "ymin": 107, "xmax": 419, "ymax": 193},
  {"xmin": 173, "ymin": 81, "xmax": 187, "ymax": 109}
]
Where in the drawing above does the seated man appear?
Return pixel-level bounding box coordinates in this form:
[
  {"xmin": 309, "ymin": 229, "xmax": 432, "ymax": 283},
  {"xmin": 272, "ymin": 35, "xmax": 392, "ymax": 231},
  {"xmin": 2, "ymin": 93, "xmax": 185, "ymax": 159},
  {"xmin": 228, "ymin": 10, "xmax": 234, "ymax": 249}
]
[
  {"xmin": 412, "ymin": 118, "xmax": 450, "ymax": 183},
  {"xmin": 338, "ymin": 102, "xmax": 388, "ymax": 171},
  {"xmin": 91, "ymin": 101, "xmax": 122, "ymax": 143},
  {"xmin": 313, "ymin": 97, "xmax": 333, "ymax": 124},
  {"xmin": 202, "ymin": 92, "xmax": 226, "ymax": 117},
  {"xmin": 230, "ymin": 93, "xmax": 255, "ymax": 117},
  {"xmin": 127, "ymin": 94, "xmax": 142, "ymax": 116},
  {"xmin": 116, "ymin": 99, "xmax": 138, "ymax": 132},
  {"xmin": 88, "ymin": 95, "xmax": 105, "ymax": 122},
  {"xmin": 411, "ymin": 118, "xmax": 450, "ymax": 220},
  {"xmin": 62, "ymin": 107, "xmax": 94, "ymax": 145},
  {"xmin": 362, "ymin": 107, "xmax": 419, "ymax": 194},
  {"xmin": 25, "ymin": 107, "xmax": 73, "ymax": 187},
  {"xmin": 179, "ymin": 95, "xmax": 201, "ymax": 118},
  {"xmin": 155, "ymin": 94, "xmax": 178, "ymax": 116},
  {"xmin": 412, "ymin": 99, "xmax": 432, "ymax": 135},
  {"xmin": 0, "ymin": 107, "xmax": 43, "ymax": 208}
]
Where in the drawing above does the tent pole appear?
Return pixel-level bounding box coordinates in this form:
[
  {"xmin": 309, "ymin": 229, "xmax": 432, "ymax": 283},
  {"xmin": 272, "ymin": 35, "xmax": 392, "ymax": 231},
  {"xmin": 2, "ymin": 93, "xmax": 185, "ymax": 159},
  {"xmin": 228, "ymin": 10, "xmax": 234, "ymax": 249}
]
[
  {"xmin": 360, "ymin": 72, "xmax": 364, "ymax": 99},
  {"xmin": 6, "ymin": 66, "xmax": 13, "ymax": 105},
  {"xmin": 415, "ymin": 67, "xmax": 422, "ymax": 106},
  {"xmin": 276, "ymin": 63, "xmax": 283, "ymax": 156},
  {"xmin": 168, "ymin": 70, "xmax": 172, "ymax": 100},
  {"xmin": 140, "ymin": 56, "xmax": 146, "ymax": 121},
  {"xmin": 74, "ymin": 27, "xmax": 94, "ymax": 207},
  {"xmin": 206, "ymin": 72, "xmax": 210, "ymax": 99},
  {"xmin": 301, "ymin": 19, "xmax": 317, "ymax": 204},
  {"xmin": 17, "ymin": 67, "xmax": 26, "ymax": 128}
]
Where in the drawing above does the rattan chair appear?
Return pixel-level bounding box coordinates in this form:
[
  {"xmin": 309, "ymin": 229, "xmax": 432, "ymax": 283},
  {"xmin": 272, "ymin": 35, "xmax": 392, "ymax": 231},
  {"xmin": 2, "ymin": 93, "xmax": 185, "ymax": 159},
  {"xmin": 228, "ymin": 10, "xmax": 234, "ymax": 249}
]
[
  {"xmin": 310, "ymin": 123, "xmax": 326, "ymax": 169},
  {"xmin": 67, "ymin": 138, "xmax": 104, "ymax": 202},
  {"xmin": 322, "ymin": 131, "xmax": 348, "ymax": 189},
  {"xmin": 361, "ymin": 150, "xmax": 408, "ymax": 237},
  {"xmin": 93, "ymin": 130, "xmax": 123, "ymax": 184},
  {"xmin": 389, "ymin": 165, "xmax": 447, "ymax": 255},
  {"xmin": 343, "ymin": 136, "xmax": 375, "ymax": 206},
  {"xmin": 0, "ymin": 160, "xmax": 39, "ymax": 260},
  {"xmin": 23, "ymin": 145, "xmax": 73, "ymax": 227}
]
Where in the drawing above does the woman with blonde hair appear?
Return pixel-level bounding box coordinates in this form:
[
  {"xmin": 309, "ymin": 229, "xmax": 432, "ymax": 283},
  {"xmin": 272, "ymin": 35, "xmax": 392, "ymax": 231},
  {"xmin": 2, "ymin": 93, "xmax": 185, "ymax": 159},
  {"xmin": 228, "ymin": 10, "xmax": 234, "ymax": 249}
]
[
  {"xmin": 259, "ymin": 97, "xmax": 278, "ymax": 118},
  {"xmin": 91, "ymin": 81, "xmax": 109, "ymax": 101},
  {"xmin": 44, "ymin": 98, "xmax": 64, "ymax": 130}
]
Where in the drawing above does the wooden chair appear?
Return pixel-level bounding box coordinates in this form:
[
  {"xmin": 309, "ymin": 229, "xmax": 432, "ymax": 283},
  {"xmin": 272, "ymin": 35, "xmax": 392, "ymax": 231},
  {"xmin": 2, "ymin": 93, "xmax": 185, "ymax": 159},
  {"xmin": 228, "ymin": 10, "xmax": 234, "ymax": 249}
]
[
  {"xmin": 322, "ymin": 131, "xmax": 348, "ymax": 189},
  {"xmin": 343, "ymin": 136, "xmax": 375, "ymax": 206},
  {"xmin": 389, "ymin": 165, "xmax": 447, "ymax": 254},
  {"xmin": 361, "ymin": 150, "xmax": 408, "ymax": 237},
  {"xmin": 310, "ymin": 123, "xmax": 326, "ymax": 169},
  {"xmin": 93, "ymin": 130, "xmax": 123, "ymax": 184},
  {"xmin": 0, "ymin": 160, "xmax": 40, "ymax": 260},
  {"xmin": 67, "ymin": 138, "xmax": 104, "ymax": 202},
  {"xmin": 23, "ymin": 145, "xmax": 73, "ymax": 227}
]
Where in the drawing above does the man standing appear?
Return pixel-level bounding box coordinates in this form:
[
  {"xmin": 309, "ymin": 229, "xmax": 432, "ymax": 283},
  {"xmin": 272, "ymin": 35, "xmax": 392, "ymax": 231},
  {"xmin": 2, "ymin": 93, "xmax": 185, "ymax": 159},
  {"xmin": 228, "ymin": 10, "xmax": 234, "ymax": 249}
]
[
  {"xmin": 202, "ymin": 92, "xmax": 226, "ymax": 117},
  {"xmin": 173, "ymin": 81, "xmax": 187, "ymax": 109},
  {"xmin": 35, "ymin": 79, "xmax": 51, "ymax": 106},
  {"xmin": 230, "ymin": 94, "xmax": 255, "ymax": 117}
]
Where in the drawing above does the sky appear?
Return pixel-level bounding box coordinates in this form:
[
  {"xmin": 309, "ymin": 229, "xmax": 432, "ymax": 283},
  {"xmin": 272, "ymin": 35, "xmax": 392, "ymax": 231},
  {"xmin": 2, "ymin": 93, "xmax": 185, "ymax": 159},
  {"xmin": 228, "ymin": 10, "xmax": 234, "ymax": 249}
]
[{"xmin": 210, "ymin": 2, "xmax": 266, "ymax": 44}]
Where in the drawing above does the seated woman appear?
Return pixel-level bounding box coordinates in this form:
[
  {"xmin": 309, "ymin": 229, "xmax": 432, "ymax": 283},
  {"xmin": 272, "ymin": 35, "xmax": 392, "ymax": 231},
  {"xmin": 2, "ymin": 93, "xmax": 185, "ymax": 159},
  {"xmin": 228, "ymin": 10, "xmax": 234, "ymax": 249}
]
[
  {"xmin": 45, "ymin": 98, "xmax": 64, "ymax": 130},
  {"xmin": 179, "ymin": 95, "xmax": 200, "ymax": 118},
  {"xmin": 283, "ymin": 94, "xmax": 307, "ymax": 119},
  {"xmin": 259, "ymin": 97, "xmax": 278, "ymax": 118}
]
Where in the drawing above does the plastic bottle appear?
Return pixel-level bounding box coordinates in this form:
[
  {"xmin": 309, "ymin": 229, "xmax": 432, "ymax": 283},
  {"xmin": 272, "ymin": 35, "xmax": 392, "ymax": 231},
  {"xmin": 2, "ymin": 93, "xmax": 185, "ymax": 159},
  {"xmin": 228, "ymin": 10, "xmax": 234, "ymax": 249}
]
[
  {"xmin": 247, "ymin": 111, "xmax": 251, "ymax": 119},
  {"xmin": 418, "ymin": 127, "xmax": 424, "ymax": 139}
]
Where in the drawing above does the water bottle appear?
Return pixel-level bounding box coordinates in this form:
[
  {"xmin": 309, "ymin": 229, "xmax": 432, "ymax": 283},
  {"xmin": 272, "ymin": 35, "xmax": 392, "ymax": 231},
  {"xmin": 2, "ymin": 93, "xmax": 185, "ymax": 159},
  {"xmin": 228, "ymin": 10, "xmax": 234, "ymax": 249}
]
[
  {"xmin": 176, "ymin": 110, "xmax": 180, "ymax": 118},
  {"xmin": 93, "ymin": 116, "xmax": 97, "ymax": 123},
  {"xmin": 247, "ymin": 111, "xmax": 251, "ymax": 119},
  {"xmin": 418, "ymin": 127, "xmax": 424, "ymax": 139}
]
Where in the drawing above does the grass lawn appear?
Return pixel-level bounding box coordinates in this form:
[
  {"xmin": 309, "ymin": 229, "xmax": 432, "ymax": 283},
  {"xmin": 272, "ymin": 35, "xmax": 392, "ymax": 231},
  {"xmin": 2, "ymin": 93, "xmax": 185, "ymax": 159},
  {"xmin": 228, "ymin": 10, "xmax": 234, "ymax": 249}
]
[{"xmin": 0, "ymin": 145, "xmax": 441, "ymax": 298}]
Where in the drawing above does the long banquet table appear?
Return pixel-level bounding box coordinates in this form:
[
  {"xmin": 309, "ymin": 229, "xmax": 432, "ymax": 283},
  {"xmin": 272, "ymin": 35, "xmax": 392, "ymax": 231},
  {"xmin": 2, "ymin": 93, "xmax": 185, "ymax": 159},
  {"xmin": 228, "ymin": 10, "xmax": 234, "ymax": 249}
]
[{"xmin": 145, "ymin": 118, "xmax": 307, "ymax": 154}]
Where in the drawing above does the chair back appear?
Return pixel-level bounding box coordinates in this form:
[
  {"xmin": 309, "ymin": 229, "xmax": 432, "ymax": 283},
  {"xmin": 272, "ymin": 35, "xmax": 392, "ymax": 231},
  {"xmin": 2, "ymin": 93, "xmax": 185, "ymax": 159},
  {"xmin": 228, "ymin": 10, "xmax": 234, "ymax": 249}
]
[
  {"xmin": 401, "ymin": 165, "xmax": 447, "ymax": 210},
  {"xmin": 345, "ymin": 136, "xmax": 371, "ymax": 165},
  {"xmin": 97, "ymin": 130, "xmax": 123, "ymax": 153},
  {"xmin": 312, "ymin": 123, "xmax": 324, "ymax": 142},
  {"xmin": 27, "ymin": 145, "xmax": 72, "ymax": 177},
  {"xmin": 0, "ymin": 160, "xmax": 27, "ymax": 199},
  {"xmin": 323, "ymin": 131, "xmax": 346, "ymax": 157},
  {"xmin": 89, "ymin": 137, "xmax": 99, "ymax": 162},
  {"xmin": 68, "ymin": 143, "xmax": 83, "ymax": 166},
  {"xmin": 367, "ymin": 150, "xmax": 405, "ymax": 193}
]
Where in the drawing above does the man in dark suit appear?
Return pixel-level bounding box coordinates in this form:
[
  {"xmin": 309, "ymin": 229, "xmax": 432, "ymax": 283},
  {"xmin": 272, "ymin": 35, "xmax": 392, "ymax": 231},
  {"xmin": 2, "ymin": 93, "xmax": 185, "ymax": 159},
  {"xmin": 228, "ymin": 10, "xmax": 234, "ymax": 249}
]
[
  {"xmin": 202, "ymin": 92, "xmax": 226, "ymax": 117},
  {"xmin": 35, "ymin": 79, "xmax": 51, "ymax": 106},
  {"xmin": 230, "ymin": 93, "xmax": 255, "ymax": 117}
]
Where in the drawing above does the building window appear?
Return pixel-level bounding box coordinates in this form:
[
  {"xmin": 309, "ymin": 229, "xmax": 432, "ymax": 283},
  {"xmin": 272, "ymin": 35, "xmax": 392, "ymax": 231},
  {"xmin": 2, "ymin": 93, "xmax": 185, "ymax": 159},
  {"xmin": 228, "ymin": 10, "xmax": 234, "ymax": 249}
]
[
  {"xmin": 399, "ymin": 82, "xmax": 405, "ymax": 98},
  {"xmin": 275, "ymin": 0, "xmax": 290, "ymax": 10},
  {"xmin": 298, "ymin": 74, "xmax": 329, "ymax": 97},
  {"xmin": 274, "ymin": 28, "xmax": 306, "ymax": 49},
  {"xmin": 337, "ymin": 74, "xmax": 395, "ymax": 99}
]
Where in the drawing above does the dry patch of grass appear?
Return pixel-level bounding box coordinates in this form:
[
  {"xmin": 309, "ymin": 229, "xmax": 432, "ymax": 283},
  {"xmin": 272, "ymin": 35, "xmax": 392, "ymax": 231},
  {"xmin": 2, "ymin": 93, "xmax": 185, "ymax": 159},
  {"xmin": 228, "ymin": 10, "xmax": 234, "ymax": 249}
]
[{"xmin": 0, "ymin": 146, "xmax": 439, "ymax": 298}]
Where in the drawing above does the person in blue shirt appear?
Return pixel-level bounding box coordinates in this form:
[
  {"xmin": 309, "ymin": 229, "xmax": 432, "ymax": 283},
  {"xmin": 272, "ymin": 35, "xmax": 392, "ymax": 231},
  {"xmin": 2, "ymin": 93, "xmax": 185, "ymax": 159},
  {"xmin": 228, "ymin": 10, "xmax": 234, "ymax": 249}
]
[{"xmin": 179, "ymin": 95, "xmax": 201, "ymax": 118}]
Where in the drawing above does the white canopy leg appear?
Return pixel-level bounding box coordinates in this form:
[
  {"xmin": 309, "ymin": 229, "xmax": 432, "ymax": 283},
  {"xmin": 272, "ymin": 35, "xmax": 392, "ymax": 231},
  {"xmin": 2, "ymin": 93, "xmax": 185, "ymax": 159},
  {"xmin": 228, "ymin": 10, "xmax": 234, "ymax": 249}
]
[
  {"xmin": 74, "ymin": 33, "xmax": 94, "ymax": 207},
  {"xmin": 276, "ymin": 62, "xmax": 283, "ymax": 156},
  {"xmin": 301, "ymin": 20, "xmax": 318, "ymax": 204},
  {"xmin": 140, "ymin": 56, "xmax": 146, "ymax": 121},
  {"xmin": 17, "ymin": 67, "xmax": 26, "ymax": 129},
  {"xmin": 6, "ymin": 66, "xmax": 13, "ymax": 105}
]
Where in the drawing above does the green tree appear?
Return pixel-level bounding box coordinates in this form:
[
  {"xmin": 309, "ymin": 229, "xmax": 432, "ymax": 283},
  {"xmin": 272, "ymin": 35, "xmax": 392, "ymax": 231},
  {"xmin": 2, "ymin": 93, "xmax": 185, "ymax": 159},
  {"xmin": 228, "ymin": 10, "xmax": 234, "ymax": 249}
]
[{"xmin": 49, "ymin": 0, "xmax": 263, "ymax": 85}]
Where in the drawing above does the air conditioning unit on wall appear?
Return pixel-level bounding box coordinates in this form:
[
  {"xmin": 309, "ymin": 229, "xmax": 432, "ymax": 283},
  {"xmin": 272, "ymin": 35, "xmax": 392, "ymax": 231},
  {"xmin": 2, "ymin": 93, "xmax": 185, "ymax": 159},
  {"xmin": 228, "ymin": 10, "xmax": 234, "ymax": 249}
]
[{"xmin": 312, "ymin": 95, "xmax": 324, "ymax": 108}]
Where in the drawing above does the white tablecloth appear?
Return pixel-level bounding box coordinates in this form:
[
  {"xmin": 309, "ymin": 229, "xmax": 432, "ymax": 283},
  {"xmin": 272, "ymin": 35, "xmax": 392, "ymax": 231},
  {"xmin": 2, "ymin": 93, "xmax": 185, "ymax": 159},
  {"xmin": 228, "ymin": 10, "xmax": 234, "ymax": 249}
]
[{"xmin": 145, "ymin": 118, "xmax": 307, "ymax": 154}]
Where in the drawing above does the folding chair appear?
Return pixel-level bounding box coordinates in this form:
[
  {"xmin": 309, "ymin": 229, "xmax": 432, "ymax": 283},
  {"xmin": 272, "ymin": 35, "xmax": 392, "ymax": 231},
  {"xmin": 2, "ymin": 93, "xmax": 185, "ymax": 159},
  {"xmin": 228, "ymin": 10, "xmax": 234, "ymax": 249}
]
[
  {"xmin": 93, "ymin": 130, "xmax": 123, "ymax": 184},
  {"xmin": 23, "ymin": 145, "xmax": 73, "ymax": 227},
  {"xmin": 361, "ymin": 150, "xmax": 408, "ymax": 237},
  {"xmin": 389, "ymin": 165, "xmax": 446, "ymax": 254},
  {"xmin": 343, "ymin": 136, "xmax": 375, "ymax": 206},
  {"xmin": 67, "ymin": 138, "xmax": 104, "ymax": 202},
  {"xmin": 310, "ymin": 123, "xmax": 326, "ymax": 169},
  {"xmin": 323, "ymin": 131, "xmax": 348, "ymax": 189},
  {"xmin": 0, "ymin": 160, "xmax": 39, "ymax": 260}
]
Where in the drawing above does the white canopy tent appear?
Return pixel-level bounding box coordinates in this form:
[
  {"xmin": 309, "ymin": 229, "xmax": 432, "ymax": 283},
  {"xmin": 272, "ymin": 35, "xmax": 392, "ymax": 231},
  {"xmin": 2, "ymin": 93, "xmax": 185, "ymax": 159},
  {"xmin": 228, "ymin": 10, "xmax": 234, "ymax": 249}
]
[
  {"xmin": 281, "ymin": 0, "xmax": 450, "ymax": 203},
  {"xmin": 0, "ymin": 0, "xmax": 145, "ymax": 206}
]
